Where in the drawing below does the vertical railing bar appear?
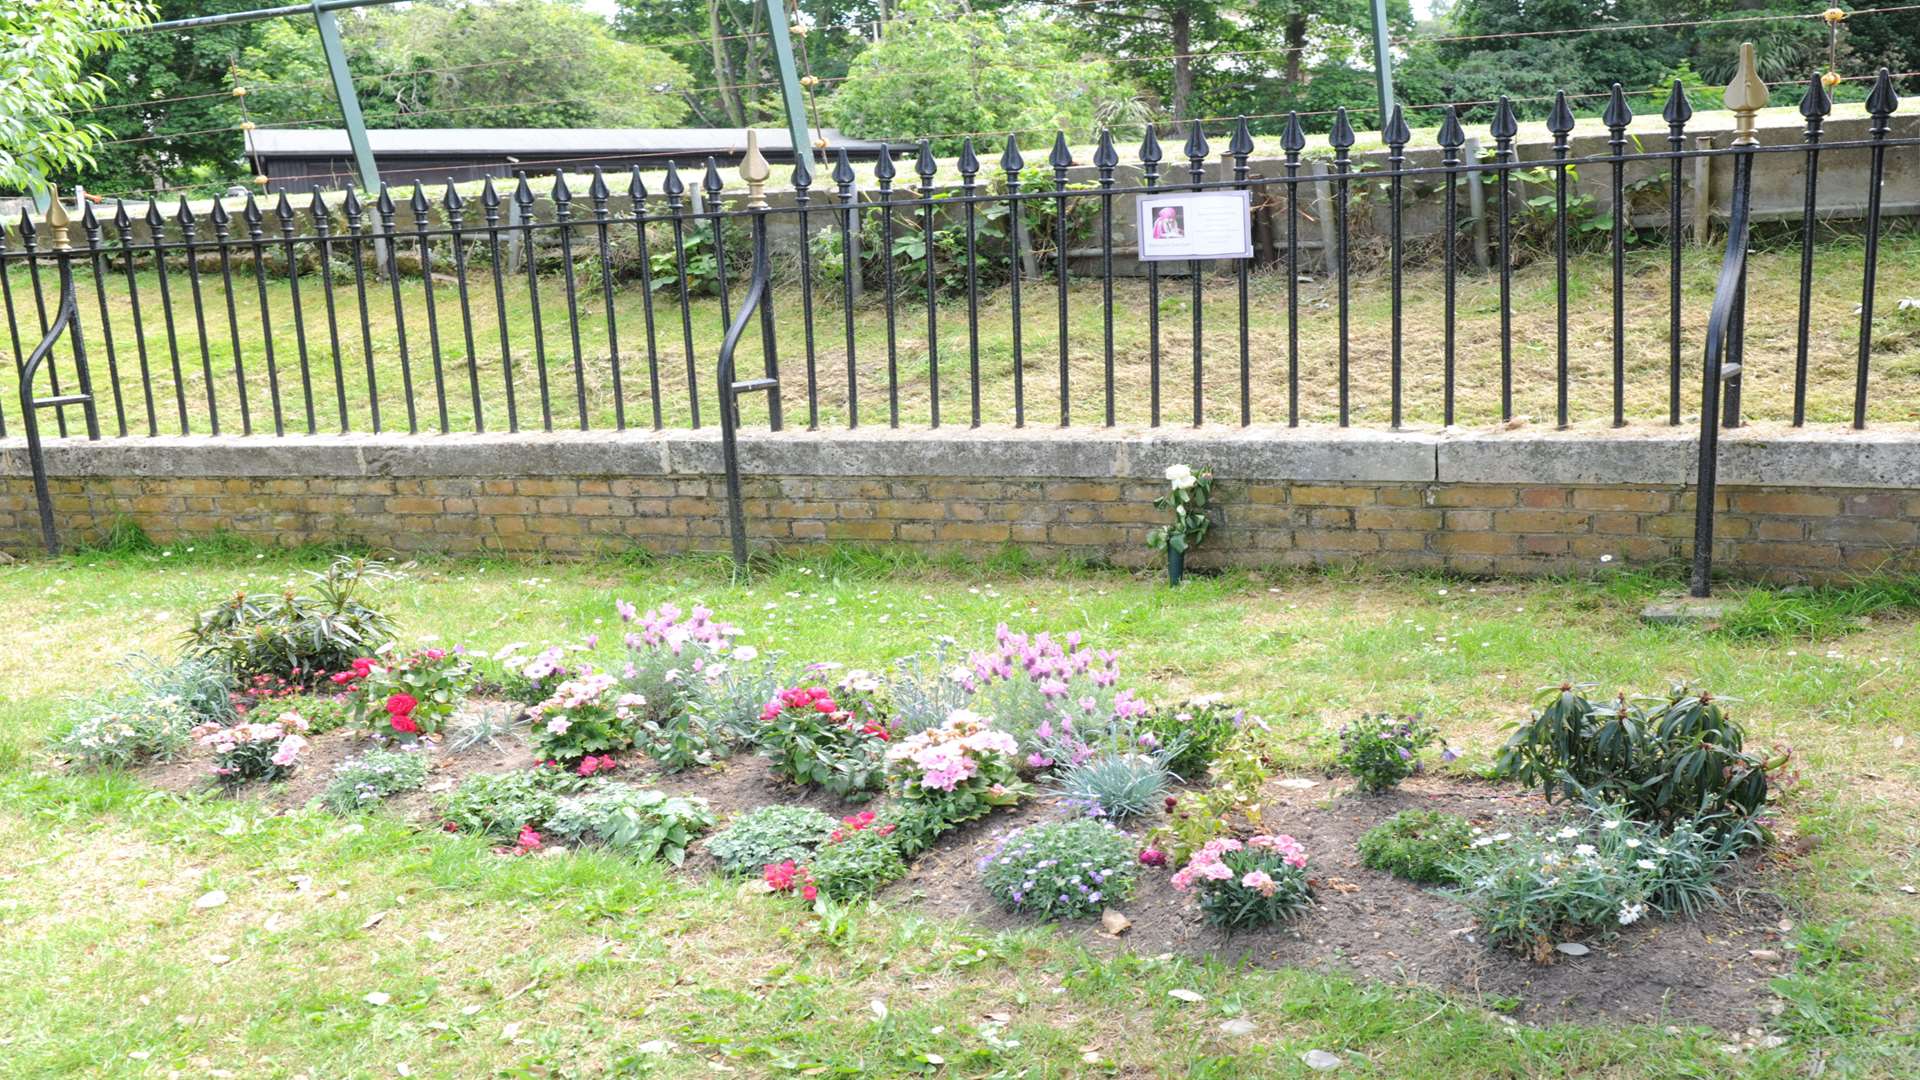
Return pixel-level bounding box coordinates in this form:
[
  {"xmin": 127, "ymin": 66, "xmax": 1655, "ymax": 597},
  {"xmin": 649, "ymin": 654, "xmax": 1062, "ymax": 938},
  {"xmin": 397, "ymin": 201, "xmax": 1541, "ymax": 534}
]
[
  {"xmin": 1095, "ymin": 131, "xmax": 1117, "ymax": 427},
  {"xmin": 704, "ymin": 160, "xmax": 733, "ymax": 333},
  {"xmin": 1050, "ymin": 133, "xmax": 1072, "ymax": 428},
  {"xmin": 628, "ymin": 170, "xmax": 664, "ymax": 431},
  {"xmin": 550, "ymin": 177, "xmax": 588, "ymax": 431},
  {"xmin": 876, "ymin": 149, "xmax": 900, "ymax": 428},
  {"xmin": 343, "ymin": 191, "xmax": 382, "ymax": 433},
  {"xmin": 407, "ymin": 187, "xmax": 449, "ymax": 434},
  {"xmin": 1792, "ymin": 75, "xmax": 1830, "ymax": 428},
  {"xmin": 794, "ymin": 165, "xmax": 820, "ymax": 430},
  {"xmin": 175, "ymin": 203, "xmax": 221, "ymax": 436},
  {"xmin": 1282, "ymin": 115, "xmax": 1304, "ymax": 428},
  {"xmin": 1664, "ymin": 83, "xmax": 1691, "ymax": 427},
  {"xmin": 589, "ymin": 168, "xmax": 624, "ymax": 431},
  {"xmin": 242, "ymin": 198, "xmax": 285, "ymax": 437},
  {"xmin": 20, "ymin": 216, "xmax": 68, "ymax": 437},
  {"xmin": 1604, "ymin": 84, "xmax": 1633, "ymax": 429},
  {"xmin": 1548, "ymin": 91, "xmax": 1574, "ymax": 429},
  {"xmin": 276, "ymin": 196, "xmax": 316, "ymax": 435},
  {"xmin": 1185, "ymin": 121, "xmax": 1208, "ymax": 428},
  {"xmin": 1385, "ymin": 106, "xmax": 1409, "ymax": 430},
  {"xmin": 917, "ymin": 141, "xmax": 942, "ymax": 429},
  {"xmin": 377, "ymin": 186, "xmax": 419, "ymax": 433},
  {"xmin": 1140, "ymin": 128, "xmax": 1163, "ymax": 428},
  {"xmin": 0, "ymin": 222, "xmax": 25, "ymax": 436},
  {"xmin": 480, "ymin": 180, "xmax": 517, "ymax": 433},
  {"xmin": 209, "ymin": 203, "xmax": 251, "ymax": 435},
  {"xmin": 959, "ymin": 139, "xmax": 982, "ymax": 429},
  {"xmin": 1439, "ymin": 107, "xmax": 1464, "ymax": 429},
  {"xmin": 1331, "ymin": 109, "xmax": 1354, "ymax": 427},
  {"xmin": 442, "ymin": 185, "xmax": 484, "ymax": 433},
  {"xmin": 1230, "ymin": 117, "xmax": 1253, "ymax": 428},
  {"xmin": 512, "ymin": 176, "xmax": 551, "ymax": 432},
  {"xmin": 1493, "ymin": 98, "xmax": 1517, "ymax": 423},
  {"xmin": 310, "ymin": 190, "xmax": 351, "ymax": 432},
  {"xmin": 832, "ymin": 151, "xmax": 859, "ymax": 429},
  {"xmin": 1853, "ymin": 69, "xmax": 1898, "ymax": 430},
  {"xmin": 1003, "ymin": 138, "xmax": 1026, "ymax": 428},
  {"xmin": 110, "ymin": 207, "xmax": 159, "ymax": 435},
  {"xmin": 81, "ymin": 207, "xmax": 128, "ymax": 437},
  {"xmin": 664, "ymin": 163, "xmax": 702, "ymax": 429}
]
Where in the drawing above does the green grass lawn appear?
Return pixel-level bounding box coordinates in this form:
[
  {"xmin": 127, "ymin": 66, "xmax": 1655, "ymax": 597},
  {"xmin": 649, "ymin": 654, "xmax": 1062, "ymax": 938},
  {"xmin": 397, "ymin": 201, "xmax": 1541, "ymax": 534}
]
[
  {"xmin": 7, "ymin": 227, "xmax": 1918, "ymax": 440},
  {"xmin": 2, "ymin": 546, "xmax": 1918, "ymax": 1076}
]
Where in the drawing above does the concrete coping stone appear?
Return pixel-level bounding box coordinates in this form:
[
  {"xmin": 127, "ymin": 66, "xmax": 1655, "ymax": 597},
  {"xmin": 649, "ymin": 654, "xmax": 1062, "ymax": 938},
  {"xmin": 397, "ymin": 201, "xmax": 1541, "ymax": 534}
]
[{"xmin": 1, "ymin": 423, "xmax": 1915, "ymax": 490}]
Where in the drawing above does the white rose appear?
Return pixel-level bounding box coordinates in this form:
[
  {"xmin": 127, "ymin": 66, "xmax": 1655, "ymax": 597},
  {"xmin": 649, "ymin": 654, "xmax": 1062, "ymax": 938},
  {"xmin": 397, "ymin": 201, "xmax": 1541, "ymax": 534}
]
[{"xmin": 1165, "ymin": 464, "xmax": 1197, "ymax": 490}]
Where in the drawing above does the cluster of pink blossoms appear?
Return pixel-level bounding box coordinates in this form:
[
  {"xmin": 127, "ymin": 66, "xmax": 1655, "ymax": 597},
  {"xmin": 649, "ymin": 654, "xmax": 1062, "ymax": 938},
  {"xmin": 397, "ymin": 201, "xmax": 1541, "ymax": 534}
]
[
  {"xmin": 885, "ymin": 710, "xmax": 1020, "ymax": 792},
  {"xmin": 192, "ymin": 711, "xmax": 309, "ymax": 775},
  {"xmin": 963, "ymin": 625, "xmax": 1121, "ymax": 692},
  {"xmin": 1170, "ymin": 834, "xmax": 1308, "ymax": 893},
  {"xmin": 619, "ymin": 601, "xmax": 740, "ymax": 655}
]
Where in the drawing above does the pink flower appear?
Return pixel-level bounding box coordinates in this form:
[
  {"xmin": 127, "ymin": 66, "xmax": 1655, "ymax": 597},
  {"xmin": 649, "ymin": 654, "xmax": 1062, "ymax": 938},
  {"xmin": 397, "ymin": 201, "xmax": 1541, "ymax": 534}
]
[
  {"xmin": 1240, "ymin": 869, "xmax": 1277, "ymax": 896},
  {"xmin": 269, "ymin": 734, "xmax": 306, "ymax": 767},
  {"xmin": 1139, "ymin": 848, "xmax": 1167, "ymax": 867}
]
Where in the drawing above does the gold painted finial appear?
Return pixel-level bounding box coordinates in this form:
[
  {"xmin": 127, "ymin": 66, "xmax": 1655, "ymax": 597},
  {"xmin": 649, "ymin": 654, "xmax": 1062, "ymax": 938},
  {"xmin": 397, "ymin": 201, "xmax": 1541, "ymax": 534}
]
[
  {"xmin": 44, "ymin": 185, "xmax": 70, "ymax": 250},
  {"xmin": 741, "ymin": 129, "xmax": 771, "ymax": 210},
  {"xmin": 1724, "ymin": 42, "xmax": 1768, "ymax": 147}
]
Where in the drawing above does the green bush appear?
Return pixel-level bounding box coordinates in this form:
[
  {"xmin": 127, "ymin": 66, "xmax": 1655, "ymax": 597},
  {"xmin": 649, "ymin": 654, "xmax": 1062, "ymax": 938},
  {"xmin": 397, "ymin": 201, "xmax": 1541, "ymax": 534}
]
[
  {"xmin": 1358, "ymin": 810, "xmax": 1475, "ymax": 885},
  {"xmin": 980, "ymin": 818, "xmax": 1138, "ymax": 921},
  {"xmin": 1451, "ymin": 804, "xmax": 1749, "ymax": 960},
  {"xmin": 806, "ymin": 827, "xmax": 908, "ymax": 901},
  {"xmin": 1138, "ymin": 698, "xmax": 1242, "ymax": 779},
  {"xmin": 707, "ymin": 804, "xmax": 840, "ymax": 875},
  {"xmin": 185, "ymin": 556, "xmax": 401, "ymax": 681},
  {"xmin": 1496, "ymin": 684, "xmax": 1788, "ymax": 830},
  {"xmin": 1337, "ymin": 714, "xmax": 1446, "ymax": 793},
  {"xmin": 438, "ymin": 765, "xmax": 600, "ymax": 840},
  {"xmin": 544, "ymin": 787, "xmax": 714, "ymax": 865},
  {"xmin": 322, "ymin": 747, "xmax": 431, "ymax": 813},
  {"xmin": 53, "ymin": 697, "xmax": 197, "ymax": 769}
]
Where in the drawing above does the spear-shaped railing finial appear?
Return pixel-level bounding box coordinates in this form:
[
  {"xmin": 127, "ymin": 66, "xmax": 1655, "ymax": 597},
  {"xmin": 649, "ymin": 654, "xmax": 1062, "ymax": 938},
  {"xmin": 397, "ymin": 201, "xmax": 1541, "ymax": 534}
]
[
  {"xmin": 1725, "ymin": 42, "xmax": 1768, "ymax": 147},
  {"xmin": 742, "ymin": 129, "xmax": 771, "ymax": 210}
]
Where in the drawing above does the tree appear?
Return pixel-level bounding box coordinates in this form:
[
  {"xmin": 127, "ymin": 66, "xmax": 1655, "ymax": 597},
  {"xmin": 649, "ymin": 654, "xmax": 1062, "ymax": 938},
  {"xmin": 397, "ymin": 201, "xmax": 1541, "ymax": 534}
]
[
  {"xmin": 234, "ymin": 0, "xmax": 695, "ymax": 132},
  {"xmin": 2, "ymin": 0, "xmax": 152, "ymax": 193},
  {"xmin": 823, "ymin": 0, "xmax": 1145, "ymax": 152}
]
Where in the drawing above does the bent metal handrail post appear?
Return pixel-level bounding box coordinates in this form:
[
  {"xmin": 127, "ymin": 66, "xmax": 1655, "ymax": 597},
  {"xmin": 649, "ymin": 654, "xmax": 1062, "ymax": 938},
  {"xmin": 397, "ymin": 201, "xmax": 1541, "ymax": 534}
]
[
  {"xmin": 716, "ymin": 133, "xmax": 783, "ymax": 571},
  {"xmin": 18, "ymin": 190, "xmax": 101, "ymax": 556},
  {"xmin": 1690, "ymin": 44, "xmax": 1765, "ymax": 599}
]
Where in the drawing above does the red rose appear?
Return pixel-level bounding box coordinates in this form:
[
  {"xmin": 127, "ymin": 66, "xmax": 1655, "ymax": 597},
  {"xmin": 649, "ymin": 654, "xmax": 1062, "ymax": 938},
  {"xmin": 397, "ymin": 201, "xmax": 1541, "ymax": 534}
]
[
  {"xmin": 389, "ymin": 713, "xmax": 420, "ymax": 734},
  {"xmin": 386, "ymin": 693, "xmax": 418, "ymax": 716}
]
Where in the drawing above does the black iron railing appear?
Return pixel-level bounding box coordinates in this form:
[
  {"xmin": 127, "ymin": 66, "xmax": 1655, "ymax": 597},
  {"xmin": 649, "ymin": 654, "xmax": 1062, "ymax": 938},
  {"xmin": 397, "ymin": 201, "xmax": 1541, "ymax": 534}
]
[{"xmin": 4, "ymin": 69, "xmax": 1913, "ymax": 444}]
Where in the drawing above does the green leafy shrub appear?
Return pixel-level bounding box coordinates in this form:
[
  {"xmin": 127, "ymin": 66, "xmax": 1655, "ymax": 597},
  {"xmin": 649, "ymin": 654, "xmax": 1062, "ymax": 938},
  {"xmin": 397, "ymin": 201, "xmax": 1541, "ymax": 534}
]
[
  {"xmin": 123, "ymin": 654, "xmax": 236, "ymax": 725},
  {"xmin": 805, "ymin": 826, "xmax": 908, "ymax": 901},
  {"xmin": 1144, "ymin": 722, "xmax": 1277, "ymax": 864},
  {"xmin": 884, "ymin": 711, "xmax": 1026, "ymax": 832},
  {"xmin": 757, "ymin": 685, "xmax": 890, "ymax": 802},
  {"xmin": 980, "ymin": 818, "xmax": 1138, "ymax": 921},
  {"xmin": 1139, "ymin": 697, "xmax": 1242, "ymax": 779},
  {"xmin": 707, "ymin": 804, "xmax": 839, "ymax": 875},
  {"xmin": 1171, "ymin": 835, "xmax": 1314, "ymax": 931},
  {"xmin": 527, "ymin": 672, "xmax": 644, "ymax": 762},
  {"xmin": 1496, "ymin": 684, "xmax": 1788, "ymax": 829},
  {"xmin": 1051, "ymin": 752, "xmax": 1173, "ymax": 821},
  {"xmin": 1337, "ymin": 714, "xmax": 1448, "ymax": 793},
  {"xmin": 323, "ymin": 747, "xmax": 431, "ymax": 813},
  {"xmin": 185, "ymin": 556, "xmax": 400, "ymax": 681},
  {"xmin": 53, "ymin": 697, "xmax": 197, "ymax": 769},
  {"xmin": 875, "ymin": 799, "xmax": 948, "ymax": 858},
  {"xmin": 1358, "ymin": 810, "xmax": 1475, "ymax": 885},
  {"xmin": 544, "ymin": 787, "xmax": 714, "ymax": 865},
  {"xmin": 341, "ymin": 646, "xmax": 475, "ymax": 742},
  {"xmin": 438, "ymin": 765, "xmax": 600, "ymax": 840},
  {"xmin": 1452, "ymin": 804, "xmax": 1750, "ymax": 961},
  {"xmin": 279, "ymin": 692, "xmax": 355, "ymax": 734}
]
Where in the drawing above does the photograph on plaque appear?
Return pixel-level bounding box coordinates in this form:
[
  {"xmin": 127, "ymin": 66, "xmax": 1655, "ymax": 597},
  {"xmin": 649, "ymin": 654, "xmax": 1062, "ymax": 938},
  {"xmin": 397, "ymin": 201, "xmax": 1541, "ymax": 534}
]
[{"xmin": 1134, "ymin": 190, "xmax": 1253, "ymax": 262}]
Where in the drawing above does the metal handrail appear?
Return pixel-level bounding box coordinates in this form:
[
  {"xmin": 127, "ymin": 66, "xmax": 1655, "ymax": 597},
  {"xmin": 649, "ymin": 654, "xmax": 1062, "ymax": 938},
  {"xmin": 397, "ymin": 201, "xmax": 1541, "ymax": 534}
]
[
  {"xmin": 19, "ymin": 259, "xmax": 100, "ymax": 556},
  {"xmin": 1688, "ymin": 44, "xmax": 1765, "ymax": 599},
  {"xmin": 716, "ymin": 133, "xmax": 781, "ymax": 570}
]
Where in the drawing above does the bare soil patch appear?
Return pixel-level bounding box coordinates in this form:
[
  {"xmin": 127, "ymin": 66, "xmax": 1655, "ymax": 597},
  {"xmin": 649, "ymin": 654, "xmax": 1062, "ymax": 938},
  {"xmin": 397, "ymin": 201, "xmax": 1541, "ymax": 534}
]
[{"xmin": 132, "ymin": 702, "xmax": 1795, "ymax": 1032}]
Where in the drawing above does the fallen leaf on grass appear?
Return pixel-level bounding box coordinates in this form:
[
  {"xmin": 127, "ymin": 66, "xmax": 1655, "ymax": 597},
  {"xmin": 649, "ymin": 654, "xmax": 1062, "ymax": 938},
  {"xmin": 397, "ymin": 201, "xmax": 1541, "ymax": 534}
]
[
  {"xmin": 1167, "ymin": 989, "xmax": 1204, "ymax": 1003},
  {"xmin": 1219, "ymin": 1019, "xmax": 1257, "ymax": 1036},
  {"xmin": 1320, "ymin": 877, "xmax": 1361, "ymax": 894},
  {"xmin": 360, "ymin": 910, "xmax": 388, "ymax": 931},
  {"xmin": 194, "ymin": 890, "xmax": 227, "ymax": 910},
  {"xmin": 1303, "ymin": 1049, "xmax": 1342, "ymax": 1070},
  {"xmin": 364, "ymin": 992, "xmax": 392, "ymax": 1006}
]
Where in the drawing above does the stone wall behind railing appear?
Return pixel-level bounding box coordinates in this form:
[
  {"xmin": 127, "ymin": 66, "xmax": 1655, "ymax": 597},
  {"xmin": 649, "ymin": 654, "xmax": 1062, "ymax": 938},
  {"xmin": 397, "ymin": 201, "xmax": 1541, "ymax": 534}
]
[{"xmin": 3, "ymin": 426, "xmax": 1918, "ymax": 582}]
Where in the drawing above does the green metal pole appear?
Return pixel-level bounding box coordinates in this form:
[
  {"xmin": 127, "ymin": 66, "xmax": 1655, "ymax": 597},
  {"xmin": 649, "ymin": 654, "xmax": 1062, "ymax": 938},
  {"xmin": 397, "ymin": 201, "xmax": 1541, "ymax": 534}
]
[
  {"xmin": 1369, "ymin": 0, "xmax": 1395, "ymax": 128},
  {"xmin": 313, "ymin": 4, "xmax": 380, "ymax": 196},
  {"xmin": 764, "ymin": 0, "xmax": 815, "ymax": 184}
]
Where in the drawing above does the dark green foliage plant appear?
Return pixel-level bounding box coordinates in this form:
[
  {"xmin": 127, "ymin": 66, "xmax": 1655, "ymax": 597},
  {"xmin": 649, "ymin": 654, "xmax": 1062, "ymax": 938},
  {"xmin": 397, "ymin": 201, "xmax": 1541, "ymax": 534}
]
[
  {"xmin": 707, "ymin": 805, "xmax": 840, "ymax": 875},
  {"xmin": 438, "ymin": 765, "xmax": 600, "ymax": 840},
  {"xmin": 1337, "ymin": 714, "xmax": 1446, "ymax": 793},
  {"xmin": 805, "ymin": 827, "xmax": 908, "ymax": 901},
  {"xmin": 980, "ymin": 818, "xmax": 1138, "ymax": 921},
  {"xmin": 1138, "ymin": 698, "xmax": 1242, "ymax": 779},
  {"xmin": 185, "ymin": 556, "xmax": 401, "ymax": 682},
  {"xmin": 1358, "ymin": 810, "xmax": 1476, "ymax": 885},
  {"xmin": 543, "ymin": 788, "xmax": 714, "ymax": 865},
  {"xmin": 1496, "ymin": 684, "xmax": 1788, "ymax": 830}
]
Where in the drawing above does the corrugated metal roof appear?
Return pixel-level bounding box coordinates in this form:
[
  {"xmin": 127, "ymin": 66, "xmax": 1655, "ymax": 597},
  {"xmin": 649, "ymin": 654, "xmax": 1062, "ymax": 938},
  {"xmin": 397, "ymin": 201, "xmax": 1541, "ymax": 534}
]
[{"xmin": 247, "ymin": 128, "xmax": 889, "ymax": 156}]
